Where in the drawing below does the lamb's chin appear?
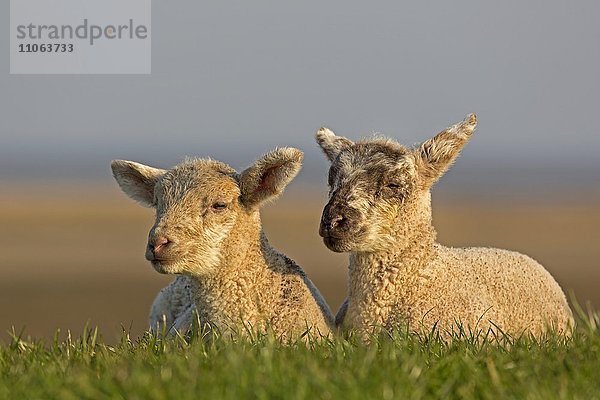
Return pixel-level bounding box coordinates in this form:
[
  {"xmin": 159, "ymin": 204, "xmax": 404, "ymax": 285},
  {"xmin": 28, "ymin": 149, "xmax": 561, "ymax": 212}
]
[
  {"xmin": 151, "ymin": 260, "xmax": 181, "ymax": 274},
  {"xmin": 323, "ymin": 237, "xmax": 354, "ymax": 253}
]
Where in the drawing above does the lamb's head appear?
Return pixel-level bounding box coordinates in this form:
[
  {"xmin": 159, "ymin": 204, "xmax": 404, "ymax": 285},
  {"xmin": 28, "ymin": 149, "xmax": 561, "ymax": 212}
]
[
  {"xmin": 111, "ymin": 148, "xmax": 303, "ymax": 275},
  {"xmin": 316, "ymin": 114, "xmax": 477, "ymax": 253}
]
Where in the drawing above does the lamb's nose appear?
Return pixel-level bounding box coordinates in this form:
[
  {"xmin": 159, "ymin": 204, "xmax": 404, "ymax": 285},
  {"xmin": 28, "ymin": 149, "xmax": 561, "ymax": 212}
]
[
  {"xmin": 319, "ymin": 208, "xmax": 347, "ymax": 237},
  {"xmin": 149, "ymin": 236, "xmax": 171, "ymax": 257},
  {"xmin": 329, "ymin": 215, "xmax": 345, "ymax": 230}
]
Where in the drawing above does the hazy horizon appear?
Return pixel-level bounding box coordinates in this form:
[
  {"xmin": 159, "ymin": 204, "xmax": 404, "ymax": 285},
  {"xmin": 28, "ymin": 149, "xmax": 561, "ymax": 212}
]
[{"xmin": 2, "ymin": 150, "xmax": 598, "ymax": 202}]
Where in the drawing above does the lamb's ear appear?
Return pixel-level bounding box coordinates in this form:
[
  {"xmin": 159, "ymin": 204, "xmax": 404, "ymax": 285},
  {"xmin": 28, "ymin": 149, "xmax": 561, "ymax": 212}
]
[
  {"xmin": 414, "ymin": 113, "xmax": 477, "ymax": 188},
  {"xmin": 315, "ymin": 127, "xmax": 354, "ymax": 162},
  {"xmin": 239, "ymin": 147, "xmax": 303, "ymax": 208},
  {"xmin": 111, "ymin": 160, "xmax": 166, "ymax": 207}
]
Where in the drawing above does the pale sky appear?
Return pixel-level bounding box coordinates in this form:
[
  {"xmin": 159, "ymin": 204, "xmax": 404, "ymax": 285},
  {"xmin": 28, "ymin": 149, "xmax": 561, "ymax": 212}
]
[{"xmin": 1, "ymin": 0, "xmax": 599, "ymax": 184}]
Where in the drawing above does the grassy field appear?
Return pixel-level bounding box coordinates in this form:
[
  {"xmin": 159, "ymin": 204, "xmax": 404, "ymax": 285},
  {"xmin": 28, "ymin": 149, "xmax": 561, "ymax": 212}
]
[{"xmin": 1, "ymin": 310, "xmax": 600, "ymax": 399}]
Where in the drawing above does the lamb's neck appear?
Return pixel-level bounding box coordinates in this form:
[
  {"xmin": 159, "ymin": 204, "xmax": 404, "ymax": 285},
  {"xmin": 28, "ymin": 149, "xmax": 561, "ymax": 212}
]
[
  {"xmin": 348, "ymin": 225, "xmax": 436, "ymax": 304},
  {"xmin": 343, "ymin": 225, "xmax": 436, "ymax": 331},
  {"xmin": 189, "ymin": 224, "xmax": 274, "ymax": 322},
  {"xmin": 355, "ymin": 221, "xmax": 435, "ymax": 267}
]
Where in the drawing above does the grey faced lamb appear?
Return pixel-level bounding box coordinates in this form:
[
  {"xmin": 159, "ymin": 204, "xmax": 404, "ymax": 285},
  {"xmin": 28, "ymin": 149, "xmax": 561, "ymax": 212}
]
[
  {"xmin": 111, "ymin": 148, "xmax": 334, "ymax": 339},
  {"xmin": 315, "ymin": 114, "xmax": 573, "ymax": 339}
]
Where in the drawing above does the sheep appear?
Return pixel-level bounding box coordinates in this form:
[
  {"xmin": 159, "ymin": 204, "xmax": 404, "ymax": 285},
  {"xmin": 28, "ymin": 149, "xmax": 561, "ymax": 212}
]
[
  {"xmin": 315, "ymin": 114, "xmax": 574, "ymax": 339},
  {"xmin": 111, "ymin": 148, "xmax": 334, "ymax": 339}
]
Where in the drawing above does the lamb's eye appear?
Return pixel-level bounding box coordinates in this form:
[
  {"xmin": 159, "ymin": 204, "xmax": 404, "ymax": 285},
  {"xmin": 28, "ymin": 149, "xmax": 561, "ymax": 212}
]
[
  {"xmin": 211, "ymin": 201, "xmax": 228, "ymax": 211},
  {"xmin": 386, "ymin": 183, "xmax": 401, "ymax": 190}
]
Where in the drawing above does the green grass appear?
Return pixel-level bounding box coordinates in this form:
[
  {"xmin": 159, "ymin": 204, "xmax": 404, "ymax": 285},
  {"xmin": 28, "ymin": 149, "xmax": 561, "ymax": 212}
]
[{"xmin": 2, "ymin": 309, "xmax": 600, "ymax": 400}]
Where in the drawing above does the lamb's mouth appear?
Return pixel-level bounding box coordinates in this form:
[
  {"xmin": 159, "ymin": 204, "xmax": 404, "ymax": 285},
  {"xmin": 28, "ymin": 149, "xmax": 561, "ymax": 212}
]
[
  {"xmin": 322, "ymin": 236, "xmax": 354, "ymax": 253},
  {"xmin": 150, "ymin": 259, "xmax": 178, "ymax": 273}
]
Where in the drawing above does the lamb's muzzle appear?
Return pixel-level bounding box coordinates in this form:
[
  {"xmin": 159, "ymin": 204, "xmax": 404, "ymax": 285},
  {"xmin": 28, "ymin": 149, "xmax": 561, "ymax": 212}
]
[
  {"xmin": 145, "ymin": 235, "xmax": 176, "ymax": 273},
  {"xmin": 146, "ymin": 235, "xmax": 171, "ymax": 259},
  {"xmin": 319, "ymin": 196, "xmax": 364, "ymax": 252}
]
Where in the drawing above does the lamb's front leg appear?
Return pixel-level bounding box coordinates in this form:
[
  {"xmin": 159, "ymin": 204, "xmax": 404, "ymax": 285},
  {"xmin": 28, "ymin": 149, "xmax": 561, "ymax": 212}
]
[
  {"xmin": 168, "ymin": 303, "xmax": 197, "ymax": 336},
  {"xmin": 335, "ymin": 298, "xmax": 349, "ymax": 328},
  {"xmin": 149, "ymin": 276, "xmax": 195, "ymax": 335}
]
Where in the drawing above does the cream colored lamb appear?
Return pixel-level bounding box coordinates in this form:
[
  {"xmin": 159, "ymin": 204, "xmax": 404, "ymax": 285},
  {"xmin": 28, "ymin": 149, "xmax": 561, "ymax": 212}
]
[
  {"xmin": 315, "ymin": 114, "xmax": 573, "ymax": 339},
  {"xmin": 111, "ymin": 148, "xmax": 334, "ymax": 339}
]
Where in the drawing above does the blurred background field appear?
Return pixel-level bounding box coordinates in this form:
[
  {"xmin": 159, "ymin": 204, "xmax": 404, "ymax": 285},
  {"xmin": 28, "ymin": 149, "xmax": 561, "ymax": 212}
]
[{"xmin": 1, "ymin": 179, "xmax": 598, "ymax": 343}]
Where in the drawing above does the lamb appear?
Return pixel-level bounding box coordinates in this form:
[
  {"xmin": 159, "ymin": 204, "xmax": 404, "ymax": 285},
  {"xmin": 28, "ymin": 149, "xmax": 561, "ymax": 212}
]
[
  {"xmin": 111, "ymin": 148, "xmax": 335, "ymax": 339},
  {"xmin": 315, "ymin": 114, "xmax": 574, "ymax": 339}
]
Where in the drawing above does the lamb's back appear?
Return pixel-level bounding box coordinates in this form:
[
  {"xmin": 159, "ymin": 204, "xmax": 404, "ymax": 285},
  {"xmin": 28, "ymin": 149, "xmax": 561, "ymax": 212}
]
[{"xmin": 418, "ymin": 245, "xmax": 573, "ymax": 335}]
